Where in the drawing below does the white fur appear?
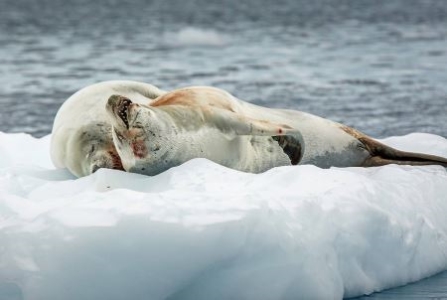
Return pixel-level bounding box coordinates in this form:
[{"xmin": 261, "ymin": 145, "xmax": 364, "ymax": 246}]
[{"xmin": 107, "ymin": 86, "xmax": 369, "ymax": 176}]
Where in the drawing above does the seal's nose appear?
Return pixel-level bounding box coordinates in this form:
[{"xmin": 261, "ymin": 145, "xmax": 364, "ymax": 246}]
[
  {"xmin": 107, "ymin": 94, "xmax": 123, "ymax": 109},
  {"xmin": 91, "ymin": 164, "xmax": 101, "ymax": 173},
  {"xmin": 106, "ymin": 95, "xmax": 133, "ymax": 129}
]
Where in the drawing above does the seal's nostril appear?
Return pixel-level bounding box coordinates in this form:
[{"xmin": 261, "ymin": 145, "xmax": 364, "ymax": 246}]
[
  {"xmin": 91, "ymin": 164, "xmax": 101, "ymax": 173},
  {"xmin": 107, "ymin": 95, "xmax": 121, "ymax": 106}
]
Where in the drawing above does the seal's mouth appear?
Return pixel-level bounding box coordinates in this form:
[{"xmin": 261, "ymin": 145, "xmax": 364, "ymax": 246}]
[{"xmin": 117, "ymin": 98, "xmax": 132, "ymax": 128}]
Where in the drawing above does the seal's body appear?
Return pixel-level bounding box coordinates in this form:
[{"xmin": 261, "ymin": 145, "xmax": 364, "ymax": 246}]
[
  {"xmin": 106, "ymin": 86, "xmax": 447, "ymax": 176},
  {"xmin": 51, "ymin": 81, "xmax": 166, "ymax": 177}
]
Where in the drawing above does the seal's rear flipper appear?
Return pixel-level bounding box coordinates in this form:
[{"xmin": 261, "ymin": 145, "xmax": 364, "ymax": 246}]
[
  {"xmin": 360, "ymin": 137, "xmax": 447, "ymax": 167},
  {"xmin": 341, "ymin": 125, "xmax": 447, "ymax": 168}
]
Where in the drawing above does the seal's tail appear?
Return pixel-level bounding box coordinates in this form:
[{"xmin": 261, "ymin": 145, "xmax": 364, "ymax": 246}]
[{"xmin": 361, "ymin": 138, "xmax": 447, "ymax": 167}]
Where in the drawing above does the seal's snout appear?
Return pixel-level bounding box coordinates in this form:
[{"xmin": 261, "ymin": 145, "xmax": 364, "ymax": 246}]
[
  {"xmin": 89, "ymin": 149, "xmax": 124, "ymax": 174},
  {"xmin": 107, "ymin": 95, "xmax": 133, "ymax": 129}
]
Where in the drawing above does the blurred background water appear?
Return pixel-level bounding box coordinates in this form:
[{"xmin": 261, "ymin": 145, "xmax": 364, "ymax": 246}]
[
  {"xmin": 1, "ymin": 0, "xmax": 446, "ymax": 138},
  {"xmin": 0, "ymin": 0, "xmax": 446, "ymax": 298}
]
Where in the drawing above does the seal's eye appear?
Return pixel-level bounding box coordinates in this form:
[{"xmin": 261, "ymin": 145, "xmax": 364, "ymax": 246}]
[
  {"xmin": 116, "ymin": 133, "xmax": 124, "ymax": 142},
  {"xmin": 133, "ymin": 122, "xmax": 144, "ymax": 129}
]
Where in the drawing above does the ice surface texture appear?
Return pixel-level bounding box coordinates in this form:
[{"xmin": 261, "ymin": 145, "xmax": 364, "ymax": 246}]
[{"xmin": 1, "ymin": 132, "xmax": 447, "ymax": 300}]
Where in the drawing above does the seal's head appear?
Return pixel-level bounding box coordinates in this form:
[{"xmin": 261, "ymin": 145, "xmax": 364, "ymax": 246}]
[
  {"xmin": 50, "ymin": 121, "xmax": 124, "ymax": 177},
  {"xmin": 106, "ymin": 95, "xmax": 177, "ymax": 175},
  {"xmin": 70, "ymin": 123, "xmax": 124, "ymax": 176}
]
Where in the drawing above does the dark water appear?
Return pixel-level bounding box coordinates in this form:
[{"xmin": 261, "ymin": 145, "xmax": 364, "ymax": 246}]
[{"xmin": 1, "ymin": 0, "xmax": 447, "ymax": 298}]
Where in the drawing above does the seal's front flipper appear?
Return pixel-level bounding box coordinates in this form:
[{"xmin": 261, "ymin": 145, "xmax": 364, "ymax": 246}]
[
  {"xmin": 210, "ymin": 109, "xmax": 305, "ymax": 165},
  {"xmin": 211, "ymin": 108, "xmax": 300, "ymax": 136},
  {"xmin": 272, "ymin": 135, "xmax": 303, "ymax": 165}
]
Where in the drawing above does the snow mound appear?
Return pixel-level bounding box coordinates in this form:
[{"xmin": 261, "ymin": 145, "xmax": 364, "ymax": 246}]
[{"xmin": 1, "ymin": 132, "xmax": 447, "ymax": 300}]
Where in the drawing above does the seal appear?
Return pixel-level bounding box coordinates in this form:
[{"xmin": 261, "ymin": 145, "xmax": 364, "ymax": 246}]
[
  {"xmin": 106, "ymin": 86, "xmax": 447, "ymax": 176},
  {"xmin": 51, "ymin": 80, "xmax": 166, "ymax": 177}
]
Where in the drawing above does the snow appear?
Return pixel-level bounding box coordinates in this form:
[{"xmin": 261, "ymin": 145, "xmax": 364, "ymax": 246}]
[{"xmin": 1, "ymin": 131, "xmax": 447, "ymax": 300}]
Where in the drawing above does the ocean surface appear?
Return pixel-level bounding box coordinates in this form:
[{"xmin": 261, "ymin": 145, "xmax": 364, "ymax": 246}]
[{"xmin": 1, "ymin": 0, "xmax": 446, "ymax": 298}]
